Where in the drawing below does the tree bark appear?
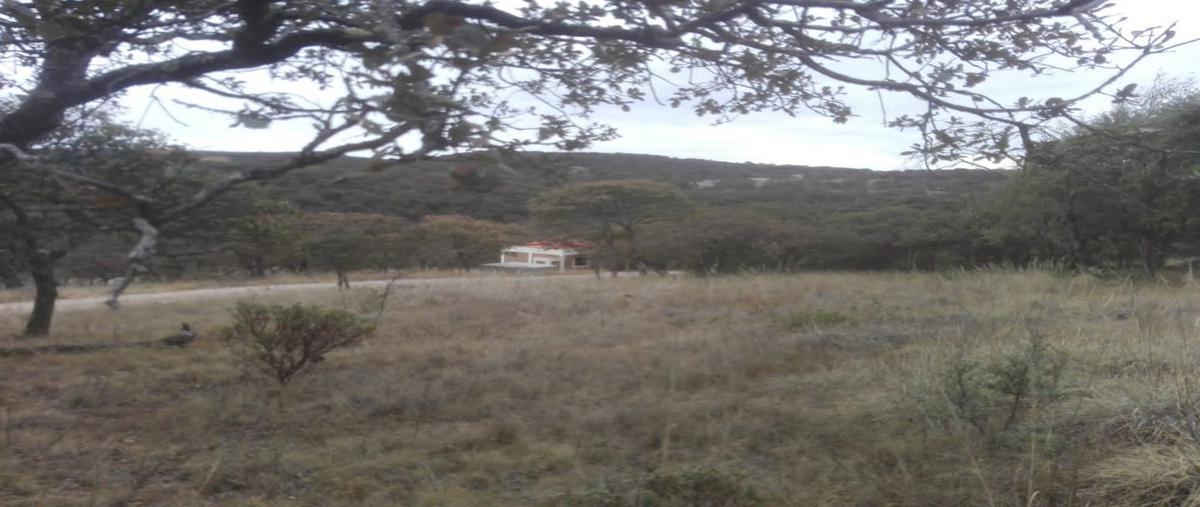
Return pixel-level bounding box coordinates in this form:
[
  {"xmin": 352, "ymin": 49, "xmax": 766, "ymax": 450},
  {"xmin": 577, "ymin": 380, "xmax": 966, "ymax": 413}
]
[
  {"xmin": 24, "ymin": 254, "xmax": 58, "ymax": 337},
  {"xmin": 1140, "ymin": 237, "xmax": 1165, "ymax": 280},
  {"xmin": 106, "ymin": 217, "xmax": 159, "ymax": 309}
]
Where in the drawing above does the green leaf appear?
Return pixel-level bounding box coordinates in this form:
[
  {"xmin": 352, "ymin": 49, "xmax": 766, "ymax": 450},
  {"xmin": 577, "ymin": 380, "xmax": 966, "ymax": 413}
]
[
  {"xmin": 447, "ymin": 122, "xmax": 474, "ymax": 143},
  {"xmin": 447, "ymin": 25, "xmax": 491, "ymax": 52},
  {"xmin": 236, "ymin": 113, "xmax": 271, "ymax": 129},
  {"xmin": 37, "ymin": 19, "xmax": 79, "ymax": 40},
  {"xmin": 4, "ymin": 0, "xmax": 38, "ymax": 27}
]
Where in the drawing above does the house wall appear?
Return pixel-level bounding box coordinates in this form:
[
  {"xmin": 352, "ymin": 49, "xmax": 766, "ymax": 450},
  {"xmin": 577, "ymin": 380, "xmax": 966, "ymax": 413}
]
[
  {"xmin": 530, "ymin": 253, "xmax": 562, "ymax": 265},
  {"xmin": 500, "ymin": 248, "xmax": 591, "ymax": 270},
  {"xmin": 502, "ymin": 251, "xmax": 531, "ymax": 263},
  {"xmin": 535, "ymin": 253, "xmax": 591, "ymax": 270}
]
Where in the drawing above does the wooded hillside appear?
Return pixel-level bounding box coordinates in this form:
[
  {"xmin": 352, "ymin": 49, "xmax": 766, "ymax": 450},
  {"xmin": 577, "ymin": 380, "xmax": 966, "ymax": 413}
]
[{"xmin": 200, "ymin": 151, "xmax": 1006, "ymax": 223}]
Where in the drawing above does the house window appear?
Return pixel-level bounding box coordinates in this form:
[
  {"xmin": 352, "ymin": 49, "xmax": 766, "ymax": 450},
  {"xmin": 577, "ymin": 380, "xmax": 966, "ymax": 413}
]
[{"xmin": 574, "ymin": 256, "xmax": 589, "ymax": 267}]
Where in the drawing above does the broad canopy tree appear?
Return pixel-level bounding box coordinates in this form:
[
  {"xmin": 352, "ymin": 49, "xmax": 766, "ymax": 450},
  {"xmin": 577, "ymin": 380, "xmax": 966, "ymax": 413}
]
[
  {"xmin": 303, "ymin": 211, "xmax": 410, "ymax": 288},
  {"xmin": 0, "ymin": 0, "xmax": 1183, "ymax": 330},
  {"xmin": 0, "ymin": 0, "xmax": 1178, "ymax": 172},
  {"xmin": 990, "ymin": 78, "xmax": 1200, "ymax": 276},
  {"xmin": 225, "ymin": 199, "xmax": 309, "ymax": 278},
  {"xmin": 0, "ymin": 111, "xmax": 202, "ymax": 335},
  {"xmin": 414, "ymin": 214, "xmax": 525, "ymax": 270}
]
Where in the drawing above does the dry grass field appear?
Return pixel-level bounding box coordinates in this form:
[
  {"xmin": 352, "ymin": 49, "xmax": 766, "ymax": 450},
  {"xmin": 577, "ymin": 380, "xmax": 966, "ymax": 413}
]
[{"xmin": 3, "ymin": 271, "xmax": 1200, "ymax": 505}]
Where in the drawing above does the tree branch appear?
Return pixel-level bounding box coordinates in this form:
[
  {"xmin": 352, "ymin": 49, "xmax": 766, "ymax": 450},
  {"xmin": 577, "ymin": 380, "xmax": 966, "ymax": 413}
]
[{"xmin": 106, "ymin": 217, "xmax": 158, "ymax": 309}]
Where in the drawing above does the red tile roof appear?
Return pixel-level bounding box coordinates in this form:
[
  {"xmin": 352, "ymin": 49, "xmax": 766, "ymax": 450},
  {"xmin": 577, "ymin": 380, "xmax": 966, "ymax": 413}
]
[{"xmin": 522, "ymin": 240, "xmax": 593, "ymax": 250}]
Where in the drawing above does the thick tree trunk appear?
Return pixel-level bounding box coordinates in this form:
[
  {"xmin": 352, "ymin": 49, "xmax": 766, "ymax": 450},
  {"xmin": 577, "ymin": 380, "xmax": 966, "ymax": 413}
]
[
  {"xmin": 1140, "ymin": 238, "xmax": 1163, "ymax": 279},
  {"xmin": 24, "ymin": 255, "xmax": 58, "ymax": 337}
]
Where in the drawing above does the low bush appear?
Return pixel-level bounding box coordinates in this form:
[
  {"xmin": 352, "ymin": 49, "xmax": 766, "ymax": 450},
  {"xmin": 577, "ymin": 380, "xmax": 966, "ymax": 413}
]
[
  {"xmin": 221, "ymin": 301, "xmax": 375, "ymax": 385},
  {"xmin": 940, "ymin": 336, "xmax": 1065, "ymax": 440}
]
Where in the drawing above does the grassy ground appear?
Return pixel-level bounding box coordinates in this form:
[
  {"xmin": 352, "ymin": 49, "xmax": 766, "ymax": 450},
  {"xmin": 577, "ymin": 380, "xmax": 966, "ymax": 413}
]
[{"xmin": 2, "ymin": 270, "xmax": 1200, "ymax": 505}]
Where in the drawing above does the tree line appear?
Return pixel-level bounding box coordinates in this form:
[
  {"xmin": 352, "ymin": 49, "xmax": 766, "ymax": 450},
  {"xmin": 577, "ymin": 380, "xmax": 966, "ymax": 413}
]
[
  {"xmin": 7, "ymin": 77, "xmax": 1200, "ymax": 280},
  {"xmin": 533, "ymin": 80, "xmax": 1200, "ymax": 277},
  {"xmin": 5, "ymin": 78, "xmax": 1200, "ymax": 339},
  {"xmin": 0, "ymin": 0, "xmax": 1180, "ymax": 339}
]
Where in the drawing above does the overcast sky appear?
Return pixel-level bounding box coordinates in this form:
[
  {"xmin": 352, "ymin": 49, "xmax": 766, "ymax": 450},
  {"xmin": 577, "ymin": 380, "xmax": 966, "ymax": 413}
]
[{"xmin": 121, "ymin": 0, "xmax": 1200, "ymax": 171}]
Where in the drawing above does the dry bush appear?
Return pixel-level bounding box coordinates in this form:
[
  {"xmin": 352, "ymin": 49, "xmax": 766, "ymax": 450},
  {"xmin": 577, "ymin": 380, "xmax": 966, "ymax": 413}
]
[{"xmin": 221, "ymin": 301, "xmax": 375, "ymax": 385}]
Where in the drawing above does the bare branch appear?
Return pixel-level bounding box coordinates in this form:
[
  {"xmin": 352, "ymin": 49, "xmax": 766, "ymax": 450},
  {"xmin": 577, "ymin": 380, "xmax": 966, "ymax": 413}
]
[
  {"xmin": 106, "ymin": 217, "xmax": 158, "ymax": 310},
  {"xmin": 0, "ymin": 144, "xmax": 37, "ymax": 162}
]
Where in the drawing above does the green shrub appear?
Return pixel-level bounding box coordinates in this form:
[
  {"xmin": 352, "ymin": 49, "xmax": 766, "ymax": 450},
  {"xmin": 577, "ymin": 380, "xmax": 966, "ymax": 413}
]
[
  {"xmin": 221, "ymin": 301, "xmax": 375, "ymax": 385},
  {"xmin": 940, "ymin": 337, "xmax": 1065, "ymax": 439},
  {"xmin": 782, "ymin": 310, "xmax": 852, "ymax": 330}
]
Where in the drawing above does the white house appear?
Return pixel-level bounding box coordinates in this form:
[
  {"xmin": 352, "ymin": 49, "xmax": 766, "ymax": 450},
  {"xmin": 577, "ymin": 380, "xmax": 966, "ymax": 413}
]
[{"xmin": 483, "ymin": 241, "xmax": 592, "ymax": 272}]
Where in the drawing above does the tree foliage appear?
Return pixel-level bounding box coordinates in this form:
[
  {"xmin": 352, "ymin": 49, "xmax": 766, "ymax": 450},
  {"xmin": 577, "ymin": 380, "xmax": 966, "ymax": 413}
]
[
  {"xmin": 0, "ymin": 110, "xmax": 202, "ymax": 334},
  {"xmin": 987, "ymin": 78, "xmax": 1200, "ymax": 275},
  {"xmin": 221, "ymin": 301, "xmax": 375, "ymax": 385},
  {"xmin": 532, "ymin": 180, "xmax": 693, "ymax": 240},
  {"xmin": 641, "ymin": 207, "xmax": 794, "ymax": 274},
  {"xmin": 225, "ymin": 199, "xmax": 308, "ymax": 277},
  {"xmin": 0, "ymin": 0, "xmax": 1176, "ymax": 168},
  {"xmin": 0, "ymin": 0, "xmax": 1181, "ymax": 312},
  {"xmin": 0, "ymin": 243, "xmax": 23, "ymax": 288},
  {"xmin": 302, "ymin": 212, "xmax": 410, "ymax": 288},
  {"xmin": 413, "ymin": 214, "xmax": 525, "ymax": 270}
]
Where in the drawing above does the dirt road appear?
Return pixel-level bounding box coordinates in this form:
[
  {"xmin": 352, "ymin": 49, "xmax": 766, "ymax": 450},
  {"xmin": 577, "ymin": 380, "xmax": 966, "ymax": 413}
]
[{"xmin": 0, "ymin": 274, "xmax": 603, "ymax": 314}]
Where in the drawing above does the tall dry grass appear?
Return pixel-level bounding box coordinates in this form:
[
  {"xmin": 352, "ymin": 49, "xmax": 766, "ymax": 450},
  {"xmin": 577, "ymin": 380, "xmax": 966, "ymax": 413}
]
[{"xmin": 2, "ymin": 270, "xmax": 1200, "ymax": 505}]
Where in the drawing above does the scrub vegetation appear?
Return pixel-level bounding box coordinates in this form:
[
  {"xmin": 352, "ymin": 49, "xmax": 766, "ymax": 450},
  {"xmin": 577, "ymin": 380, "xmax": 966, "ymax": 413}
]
[{"xmin": 3, "ymin": 270, "xmax": 1198, "ymax": 505}]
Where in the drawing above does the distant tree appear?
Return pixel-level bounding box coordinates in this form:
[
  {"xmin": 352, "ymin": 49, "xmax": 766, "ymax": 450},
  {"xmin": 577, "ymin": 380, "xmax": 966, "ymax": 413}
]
[
  {"xmin": 303, "ymin": 212, "xmax": 410, "ymax": 288},
  {"xmin": 226, "ymin": 200, "xmax": 308, "ymax": 277},
  {"xmin": 833, "ymin": 202, "xmax": 981, "ymax": 271},
  {"xmin": 531, "ymin": 180, "xmax": 694, "ymax": 271},
  {"xmin": 414, "ymin": 215, "xmax": 525, "ymax": 270},
  {"xmin": 992, "ymin": 78, "xmax": 1200, "ymax": 276},
  {"xmin": 642, "ymin": 207, "xmax": 792, "ymax": 274},
  {"xmin": 61, "ymin": 235, "xmax": 133, "ymax": 285},
  {"xmin": 981, "ymin": 166, "xmax": 1094, "ymax": 268}
]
